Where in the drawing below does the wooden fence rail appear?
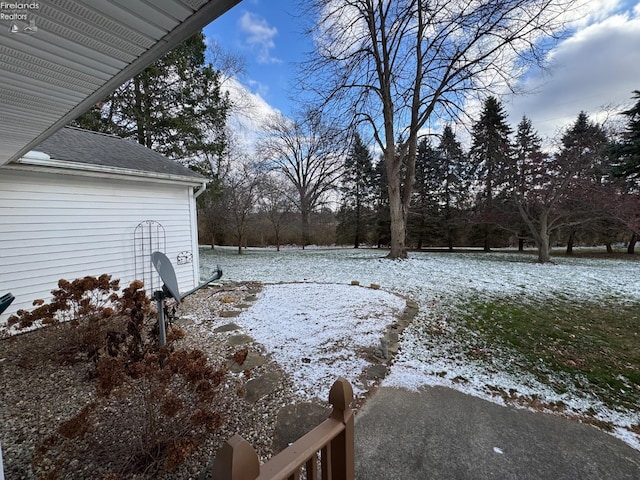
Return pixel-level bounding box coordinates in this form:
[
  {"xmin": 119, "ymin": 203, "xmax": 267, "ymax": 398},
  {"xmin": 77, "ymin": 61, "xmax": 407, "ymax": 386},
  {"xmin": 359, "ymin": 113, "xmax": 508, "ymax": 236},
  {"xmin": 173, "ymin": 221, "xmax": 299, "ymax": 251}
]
[{"xmin": 211, "ymin": 377, "xmax": 355, "ymax": 480}]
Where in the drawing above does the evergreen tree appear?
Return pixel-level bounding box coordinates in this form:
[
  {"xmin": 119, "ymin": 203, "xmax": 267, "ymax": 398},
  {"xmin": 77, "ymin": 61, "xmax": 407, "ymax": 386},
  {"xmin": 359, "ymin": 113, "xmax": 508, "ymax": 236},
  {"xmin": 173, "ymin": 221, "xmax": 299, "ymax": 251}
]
[
  {"xmin": 372, "ymin": 156, "xmax": 391, "ymax": 248},
  {"xmin": 469, "ymin": 96, "xmax": 513, "ymax": 250},
  {"xmin": 73, "ymin": 32, "xmax": 229, "ymax": 173},
  {"xmin": 557, "ymin": 111, "xmax": 610, "ymax": 253},
  {"xmin": 513, "ymin": 117, "xmax": 544, "ymax": 190},
  {"xmin": 610, "ymin": 91, "xmax": 640, "ymax": 253},
  {"xmin": 510, "ymin": 116, "xmax": 550, "ymax": 254},
  {"xmin": 510, "ymin": 116, "xmax": 547, "ymax": 249},
  {"xmin": 410, "ymin": 138, "xmax": 441, "ymax": 248},
  {"xmin": 438, "ymin": 125, "xmax": 471, "ymax": 249},
  {"xmin": 611, "ymin": 90, "xmax": 640, "ymax": 185},
  {"xmin": 513, "ymin": 112, "xmax": 611, "ymax": 263},
  {"xmin": 337, "ymin": 133, "xmax": 375, "ymax": 247}
]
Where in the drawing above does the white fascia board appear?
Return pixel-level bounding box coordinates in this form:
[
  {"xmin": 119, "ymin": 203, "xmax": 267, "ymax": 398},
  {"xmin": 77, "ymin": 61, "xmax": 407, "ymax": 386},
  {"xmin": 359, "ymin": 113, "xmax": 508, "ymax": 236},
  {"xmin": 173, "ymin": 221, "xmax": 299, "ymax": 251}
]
[{"xmin": 6, "ymin": 151, "xmax": 208, "ymax": 188}]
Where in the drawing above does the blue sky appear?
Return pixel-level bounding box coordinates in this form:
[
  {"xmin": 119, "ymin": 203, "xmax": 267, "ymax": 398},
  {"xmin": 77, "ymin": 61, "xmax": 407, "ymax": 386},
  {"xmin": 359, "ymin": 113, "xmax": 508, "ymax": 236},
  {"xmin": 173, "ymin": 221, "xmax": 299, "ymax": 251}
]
[
  {"xmin": 204, "ymin": 1, "xmax": 309, "ymax": 117},
  {"xmin": 204, "ymin": 0, "xmax": 640, "ymax": 149}
]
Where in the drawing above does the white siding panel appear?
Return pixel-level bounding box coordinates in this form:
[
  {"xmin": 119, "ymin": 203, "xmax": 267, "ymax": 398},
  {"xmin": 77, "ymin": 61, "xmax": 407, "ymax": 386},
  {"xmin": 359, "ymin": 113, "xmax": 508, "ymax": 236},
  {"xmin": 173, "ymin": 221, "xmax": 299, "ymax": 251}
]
[{"xmin": 0, "ymin": 169, "xmax": 199, "ymax": 323}]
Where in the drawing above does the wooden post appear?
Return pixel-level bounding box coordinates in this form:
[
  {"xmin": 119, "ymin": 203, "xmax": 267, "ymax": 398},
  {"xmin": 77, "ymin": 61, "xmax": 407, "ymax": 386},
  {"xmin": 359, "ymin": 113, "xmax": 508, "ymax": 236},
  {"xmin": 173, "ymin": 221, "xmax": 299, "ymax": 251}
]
[
  {"xmin": 211, "ymin": 434, "xmax": 260, "ymax": 480},
  {"xmin": 209, "ymin": 378, "xmax": 355, "ymax": 480},
  {"xmin": 328, "ymin": 378, "xmax": 355, "ymax": 480}
]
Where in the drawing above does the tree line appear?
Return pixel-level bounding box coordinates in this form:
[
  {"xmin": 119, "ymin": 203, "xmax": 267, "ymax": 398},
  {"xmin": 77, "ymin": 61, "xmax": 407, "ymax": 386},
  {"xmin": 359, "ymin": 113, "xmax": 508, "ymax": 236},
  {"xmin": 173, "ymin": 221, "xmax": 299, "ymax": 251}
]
[
  {"xmin": 337, "ymin": 94, "xmax": 640, "ymax": 263},
  {"xmin": 69, "ymin": 21, "xmax": 640, "ymax": 264},
  {"xmin": 201, "ymin": 93, "xmax": 638, "ymax": 264}
]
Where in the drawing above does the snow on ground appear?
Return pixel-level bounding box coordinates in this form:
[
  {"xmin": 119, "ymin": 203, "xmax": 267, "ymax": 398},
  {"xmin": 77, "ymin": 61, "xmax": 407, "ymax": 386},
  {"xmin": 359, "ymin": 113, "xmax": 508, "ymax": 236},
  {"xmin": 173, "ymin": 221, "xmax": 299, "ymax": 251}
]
[
  {"xmin": 235, "ymin": 283, "xmax": 405, "ymax": 401},
  {"xmin": 200, "ymin": 246, "xmax": 640, "ymax": 449}
]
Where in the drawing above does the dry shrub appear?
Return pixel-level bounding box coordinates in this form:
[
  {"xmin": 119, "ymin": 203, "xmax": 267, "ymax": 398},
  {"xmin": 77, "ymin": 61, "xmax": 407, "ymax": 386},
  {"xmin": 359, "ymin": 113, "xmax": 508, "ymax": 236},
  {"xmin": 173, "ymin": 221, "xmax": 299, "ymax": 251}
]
[
  {"xmin": 26, "ymin": 275, "xmax": 228, "ymax": 477},
  {"xmin": 39, "ymin": 347, "xmax": 228, "ymax": 476},
  {"xmin": 8, "ymin": 274, "xmax": 120, "ymax": 330}
]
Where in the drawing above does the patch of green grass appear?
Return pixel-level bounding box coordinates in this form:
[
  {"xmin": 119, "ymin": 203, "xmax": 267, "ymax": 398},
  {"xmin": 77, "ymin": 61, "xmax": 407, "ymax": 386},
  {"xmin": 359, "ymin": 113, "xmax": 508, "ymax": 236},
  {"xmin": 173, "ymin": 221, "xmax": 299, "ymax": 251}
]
[{"xmin": 460, "ymin": 297, "xmax": 640, "ymax": 410}]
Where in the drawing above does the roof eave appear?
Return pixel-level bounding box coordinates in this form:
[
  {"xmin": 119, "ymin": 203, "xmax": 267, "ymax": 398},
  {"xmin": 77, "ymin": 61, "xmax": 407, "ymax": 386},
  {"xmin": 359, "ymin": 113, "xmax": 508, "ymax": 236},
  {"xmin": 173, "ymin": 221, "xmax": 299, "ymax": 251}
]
[
  {"xmin": 6, "ymin": 151, "xmax": 208, "ymax": 187},
  {"xmin": 3, "ymin": 0, "xmax": 242, "ymax": 167}
]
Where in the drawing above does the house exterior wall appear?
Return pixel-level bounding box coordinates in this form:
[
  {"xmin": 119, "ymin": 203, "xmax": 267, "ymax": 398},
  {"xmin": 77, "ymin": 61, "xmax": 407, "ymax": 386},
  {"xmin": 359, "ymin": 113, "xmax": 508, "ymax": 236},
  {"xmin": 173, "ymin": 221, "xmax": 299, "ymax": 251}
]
[{"xmin": 0, "ymin": 167, "xmax": 201, "ymax": 324}]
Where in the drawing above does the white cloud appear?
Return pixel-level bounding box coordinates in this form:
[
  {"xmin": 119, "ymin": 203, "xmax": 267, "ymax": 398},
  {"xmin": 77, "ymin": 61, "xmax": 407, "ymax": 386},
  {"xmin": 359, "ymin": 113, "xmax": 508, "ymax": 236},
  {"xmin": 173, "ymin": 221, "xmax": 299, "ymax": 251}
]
[
  {"xmin": 223, "ymin": 76, "xmax": 282, "ymax": 154},
  {"xmin": 565, "ymin": 0, "xmax": 623, "ymax": 27},
  {"xmin": 507, "ymin": 3, "xmax": 640, "ymax": 142},
  {"xmin": 238, "ymin": 11, "xmax": 281, "ymax": 64}
]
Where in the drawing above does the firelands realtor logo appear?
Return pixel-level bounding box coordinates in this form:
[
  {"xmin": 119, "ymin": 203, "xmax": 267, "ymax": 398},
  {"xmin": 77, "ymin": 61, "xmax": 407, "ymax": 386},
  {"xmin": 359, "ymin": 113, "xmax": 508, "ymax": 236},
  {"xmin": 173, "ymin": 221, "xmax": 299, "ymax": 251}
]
[{"xmin": 1, "ymin": 2, "xmax": 40, "ymax": 34}]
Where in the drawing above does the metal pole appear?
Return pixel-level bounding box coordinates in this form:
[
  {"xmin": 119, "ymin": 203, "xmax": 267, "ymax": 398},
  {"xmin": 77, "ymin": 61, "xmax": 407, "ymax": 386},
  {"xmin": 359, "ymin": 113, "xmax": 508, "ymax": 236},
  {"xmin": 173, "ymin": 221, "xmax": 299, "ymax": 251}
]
[{"xmin": 155, "ymin": 291, "xmax": 167, "ymax": 347}]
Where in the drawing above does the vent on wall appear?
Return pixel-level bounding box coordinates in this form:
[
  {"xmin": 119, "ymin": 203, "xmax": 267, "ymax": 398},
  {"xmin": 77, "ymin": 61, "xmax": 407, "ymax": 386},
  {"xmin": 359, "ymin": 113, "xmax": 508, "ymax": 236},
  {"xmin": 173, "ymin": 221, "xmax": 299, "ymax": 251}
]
[{"xmin": 134, "ymin": 220, "xmax": 166, "ymax": 293}]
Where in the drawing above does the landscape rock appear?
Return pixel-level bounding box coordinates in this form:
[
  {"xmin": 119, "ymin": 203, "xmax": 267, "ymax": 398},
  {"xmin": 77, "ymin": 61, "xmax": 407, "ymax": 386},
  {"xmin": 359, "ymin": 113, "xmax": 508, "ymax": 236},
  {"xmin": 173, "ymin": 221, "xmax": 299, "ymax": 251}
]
[
  {"xmin": 366, "ymin": 364, "xmax": 388, "ymax": 380},
  {"xmin": 245, "ymin": 371, "xmax": 283, "ymax": 403},
  {"xmin": 272, "ymin": 403, "xmax": 331, "ymax": 453},
  {"xmin": 228, "ymin": 351, "xmax": 268, "ymax": 373},
  {"xmin": 228, "ymin": 334, "xmax": 253, "ymax": 346},
  {"xmin": 213, "ymin": 323, "xmax": 240, "ymax": 333}
]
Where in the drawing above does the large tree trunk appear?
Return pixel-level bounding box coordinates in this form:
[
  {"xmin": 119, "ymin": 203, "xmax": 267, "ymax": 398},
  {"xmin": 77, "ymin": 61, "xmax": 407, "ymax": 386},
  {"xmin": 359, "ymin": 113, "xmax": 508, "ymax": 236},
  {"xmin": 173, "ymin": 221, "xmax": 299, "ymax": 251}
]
[
  {"xmin": 386, "ymin": 147, "xmax": 408, "ymax": 258},
  {"xmin": 537, "ymin": 233, "xmax": 550, "ymax": 263},
  {"xmin": 354, "ymin": 198, "xmax": 361, "ymax": 249},
  {"xmin": 483, "ymin": 225, "xmax": 491, "ymax": 252},
  {"xmin": 301, "ymin": 210, "xmax": 310, "ymax": 248},
  {"xmin": 515, "ymin": 197, "xmax": 551, "ymax": 263},
  {"xmin": 628, "ymin": 233, "xmax": 636, "ymax": 254},
  {"xmin": 387, "ymin": 186, "xmax": 407, "ymax": 258},
  {"xmin": 447, "ymin": 221, "xmax": 454, "ymax": 251},
  {"xmin": 537, "ymin": 212, "xmax": 551, "ymax": 263},
  {"xmin": 566, "ymin": 231, "xmax": 575, "ymax": 255}
]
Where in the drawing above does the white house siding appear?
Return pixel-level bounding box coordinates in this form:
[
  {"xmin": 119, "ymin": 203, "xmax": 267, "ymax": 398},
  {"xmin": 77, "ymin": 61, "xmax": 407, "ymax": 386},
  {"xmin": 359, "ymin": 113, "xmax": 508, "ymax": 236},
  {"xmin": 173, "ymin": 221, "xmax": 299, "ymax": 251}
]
[{"xmin": 0, "ymin": 168, "xmax": 200, "ymax": 323}]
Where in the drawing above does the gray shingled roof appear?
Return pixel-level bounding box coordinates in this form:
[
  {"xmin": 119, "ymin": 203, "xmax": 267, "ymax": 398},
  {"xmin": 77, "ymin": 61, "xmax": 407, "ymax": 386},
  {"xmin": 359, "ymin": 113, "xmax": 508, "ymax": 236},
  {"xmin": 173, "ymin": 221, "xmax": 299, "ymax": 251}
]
[{"xmin": 34, "ymin": 127, "xmax": 204, "ymax": 181}]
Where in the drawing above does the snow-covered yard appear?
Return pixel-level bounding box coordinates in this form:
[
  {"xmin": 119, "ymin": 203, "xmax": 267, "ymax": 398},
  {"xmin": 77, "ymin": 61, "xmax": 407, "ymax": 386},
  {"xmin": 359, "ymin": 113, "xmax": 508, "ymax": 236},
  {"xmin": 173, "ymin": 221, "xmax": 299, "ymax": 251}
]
[{"xmin": 199, "ymin": 246, "xmax": 640, "ymax": 449}]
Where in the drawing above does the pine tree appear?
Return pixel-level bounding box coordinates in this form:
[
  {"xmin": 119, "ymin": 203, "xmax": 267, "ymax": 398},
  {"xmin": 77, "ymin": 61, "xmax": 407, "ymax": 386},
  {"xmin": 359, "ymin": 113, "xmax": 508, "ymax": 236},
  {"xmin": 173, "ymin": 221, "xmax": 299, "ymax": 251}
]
[
  {"xmin": 510, "ymin": 116, "xmax": 549, "ymax": 252},
  {"xmin": 372, "ymin": 156, "xmax": 391, "ymax": 248},
  {"xmin": 437, "ymin": 125, "xmax": 471, "ymax": 249},
  {"xmin": 513, "ymin": 112, "xmax": 611, "ymax": 263},
  {"xmin": 610, "ymin": 91, "xmax": 640, "ymax": 253},
  {"xmin": 73, "ymin": 32, "xmax": 229, "ymax": 174},
  {"xmin": 470, "ymin": 96, "xmax": 513, "ymax": 250},
  {"xmin": 557, "ymin": 112, "xmax": 610, "ymax": 253},
  {"xmin": 611, "ymin": 90, "xmax": 640, "ymax": 184},
  {"xmin": 513, "ymin": 117, "xmax": 544, "ymax": 189},
  {"xmin": 410, "ymin": 138, "xmax": 441, "ymax": 248},
  {"xmin": 337, "ymin": 133, "xmax": 375, "ymax": 247}
]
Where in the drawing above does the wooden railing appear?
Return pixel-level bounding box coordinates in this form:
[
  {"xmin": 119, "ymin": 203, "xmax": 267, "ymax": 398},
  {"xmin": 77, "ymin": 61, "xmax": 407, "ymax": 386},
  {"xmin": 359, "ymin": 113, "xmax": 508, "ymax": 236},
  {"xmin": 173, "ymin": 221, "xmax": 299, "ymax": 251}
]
[{"xmin": 211, "ymin": 377, "xmax": 355, "ymax": 480}]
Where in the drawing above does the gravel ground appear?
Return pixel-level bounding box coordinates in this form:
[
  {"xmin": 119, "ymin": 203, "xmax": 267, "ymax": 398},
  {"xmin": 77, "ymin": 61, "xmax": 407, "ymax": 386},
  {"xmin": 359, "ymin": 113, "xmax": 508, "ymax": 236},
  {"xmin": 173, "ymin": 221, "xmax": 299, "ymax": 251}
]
[{"xmin": 0, "ymin": 282, "xmax": 309, "ymax": 480}]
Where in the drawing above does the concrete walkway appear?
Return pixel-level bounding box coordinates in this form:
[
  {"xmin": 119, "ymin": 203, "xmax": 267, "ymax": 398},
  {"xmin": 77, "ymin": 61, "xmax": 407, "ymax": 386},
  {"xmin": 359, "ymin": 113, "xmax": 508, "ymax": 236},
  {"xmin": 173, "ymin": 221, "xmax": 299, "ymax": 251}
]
[{"xmin": 355, "ymin": 386, "xmax": 640, "ymax": 479}]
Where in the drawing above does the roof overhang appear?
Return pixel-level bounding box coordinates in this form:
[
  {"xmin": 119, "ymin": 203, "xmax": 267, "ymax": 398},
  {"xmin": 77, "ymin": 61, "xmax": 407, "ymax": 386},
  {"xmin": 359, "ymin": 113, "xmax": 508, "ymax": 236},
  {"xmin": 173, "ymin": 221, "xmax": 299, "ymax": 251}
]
[
  {"xmin": 0, "ymin": 0, "xmax": 241, "ymax": 167},
  {"xmin": 5, "ymin": 150, "xmax": 208, "ymax": 187}
]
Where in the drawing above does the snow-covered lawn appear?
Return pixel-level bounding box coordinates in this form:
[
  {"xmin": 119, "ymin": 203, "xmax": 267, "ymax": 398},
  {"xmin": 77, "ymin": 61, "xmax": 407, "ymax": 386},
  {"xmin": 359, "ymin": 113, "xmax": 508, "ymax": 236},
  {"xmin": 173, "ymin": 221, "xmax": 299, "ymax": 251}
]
[
  {"xmin": 199, "ymin": 246, "xmax": 640, "ymax": 449},
  {"xmin": 236, "ymin": 282, "xmax": 405, "ymax": 401}
]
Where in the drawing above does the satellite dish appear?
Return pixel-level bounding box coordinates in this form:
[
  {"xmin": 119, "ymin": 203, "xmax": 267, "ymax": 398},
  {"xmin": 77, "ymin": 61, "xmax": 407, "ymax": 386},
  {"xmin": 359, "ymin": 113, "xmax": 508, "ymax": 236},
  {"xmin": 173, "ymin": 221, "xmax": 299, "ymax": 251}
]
[
  {"xmin": 0, "ymin": 292, "xmax": 15, "ymax": 315},
  {"xmin": 151, "ymin": 251, "xmax": 222, "ymax": 346},
  {"xmin": 151, "ymin": 251, "xmax": 181, "ymax": 302}
]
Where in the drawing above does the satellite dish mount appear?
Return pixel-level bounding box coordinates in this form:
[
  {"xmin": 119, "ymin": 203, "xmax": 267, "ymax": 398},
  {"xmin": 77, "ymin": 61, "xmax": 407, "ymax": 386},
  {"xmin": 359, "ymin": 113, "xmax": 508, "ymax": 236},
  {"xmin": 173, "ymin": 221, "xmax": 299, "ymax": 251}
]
[{"xmin": 151, "ymin": 251, "xmax": 222, "ymax": 346}]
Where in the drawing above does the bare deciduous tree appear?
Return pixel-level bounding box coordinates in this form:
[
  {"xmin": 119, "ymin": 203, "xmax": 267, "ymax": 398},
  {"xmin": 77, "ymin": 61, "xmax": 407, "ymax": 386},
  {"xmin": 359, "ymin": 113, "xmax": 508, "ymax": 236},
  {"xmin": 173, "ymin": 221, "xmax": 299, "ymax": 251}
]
[
  {"xmin": 258, "ymin": 111, "xmax": 346, "ymax": 247},
  {"xmin": 258, "ymin": 173, "xmax": 295, "ymax": 251},
  {"xmin": 513, "ymin": 112, "xmax": 610, "ymax": 263},
  {"xmin": 219, "ymin": 136, "xmax": 265, "ymax": 255},
  {"xmin": 304, "ymin": 0, "xmax": 576, "ymax": 258}
]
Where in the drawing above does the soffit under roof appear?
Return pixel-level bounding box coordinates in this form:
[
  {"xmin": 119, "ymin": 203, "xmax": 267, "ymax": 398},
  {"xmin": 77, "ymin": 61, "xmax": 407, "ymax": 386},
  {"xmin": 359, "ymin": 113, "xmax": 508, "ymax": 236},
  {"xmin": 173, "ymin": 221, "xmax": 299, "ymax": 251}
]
[{"xmin": 0, "ymin": 0, "xmax": 241, "ymax": 167}]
